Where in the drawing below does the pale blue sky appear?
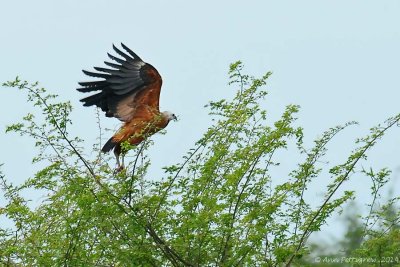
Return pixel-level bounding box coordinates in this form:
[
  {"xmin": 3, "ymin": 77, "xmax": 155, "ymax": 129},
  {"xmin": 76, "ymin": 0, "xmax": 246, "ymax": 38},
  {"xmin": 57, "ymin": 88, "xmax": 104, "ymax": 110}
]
[{"xmin": 1, "ymin": 0, "xmax": 400, "ymax": 244}]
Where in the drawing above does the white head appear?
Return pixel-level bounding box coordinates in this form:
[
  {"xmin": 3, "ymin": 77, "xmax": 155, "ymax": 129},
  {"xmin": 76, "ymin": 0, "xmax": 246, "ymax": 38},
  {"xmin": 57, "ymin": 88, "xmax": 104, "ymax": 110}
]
[{"xmin": 162, "ymin": 111, "xmax": 177, "ymax": 122}]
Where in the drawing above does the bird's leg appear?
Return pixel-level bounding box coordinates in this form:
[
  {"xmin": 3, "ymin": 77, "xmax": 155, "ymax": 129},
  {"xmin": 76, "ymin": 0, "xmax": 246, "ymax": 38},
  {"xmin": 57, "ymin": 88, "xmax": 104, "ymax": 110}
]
[
  {"xmin": 115, "ymin": 149, "xmax": 121, "ymax": 168},
  {"xmin": 121, "ymin": 153, "xmax": 125, "ymax": 169},
  {"xmin": 113, "ymin": 145, "xmax": 124, "ymax": 173}
]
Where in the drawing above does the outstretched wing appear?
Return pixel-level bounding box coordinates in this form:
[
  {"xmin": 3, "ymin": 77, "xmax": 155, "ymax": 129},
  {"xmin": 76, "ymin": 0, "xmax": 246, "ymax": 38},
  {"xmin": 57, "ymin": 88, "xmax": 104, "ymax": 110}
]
[{"xmin": 77, "ymin": 43, "xmax": 162, "ymax": 122}]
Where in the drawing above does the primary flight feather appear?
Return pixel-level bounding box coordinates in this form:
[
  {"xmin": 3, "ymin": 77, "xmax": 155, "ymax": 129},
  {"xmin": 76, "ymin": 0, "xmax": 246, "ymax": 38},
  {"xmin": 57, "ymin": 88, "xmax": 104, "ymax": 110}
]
[{"xmin": 78, "ymin": 43, "xmax": 176, "ymax": 170}]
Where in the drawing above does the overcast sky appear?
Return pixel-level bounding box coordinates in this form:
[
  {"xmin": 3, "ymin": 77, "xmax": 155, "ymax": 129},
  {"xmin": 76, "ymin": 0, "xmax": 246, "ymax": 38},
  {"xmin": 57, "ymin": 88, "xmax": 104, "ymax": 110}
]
[{"xmin": 1, "ymin": 0, "xmax": 400, "ymax": 244}]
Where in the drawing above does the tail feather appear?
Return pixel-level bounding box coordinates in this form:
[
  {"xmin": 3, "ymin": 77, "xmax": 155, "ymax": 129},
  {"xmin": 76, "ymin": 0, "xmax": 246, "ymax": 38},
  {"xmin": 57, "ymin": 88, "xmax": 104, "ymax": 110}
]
[{"xmin": 102, "ymin": 137, "xmax": 117, "ymax": 153}]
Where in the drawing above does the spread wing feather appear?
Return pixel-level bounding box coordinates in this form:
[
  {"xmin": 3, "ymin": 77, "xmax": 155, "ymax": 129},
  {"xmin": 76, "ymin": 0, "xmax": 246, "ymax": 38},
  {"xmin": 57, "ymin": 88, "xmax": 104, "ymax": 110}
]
[
  {"xmin": 121, "ymin": 43, "xmax": 142, "ymax": 60},
  {"xmin": 112, "ymin": 44, "xmax": 133, "ymax": 60},
  {"xmin": 77, "ymin": 43, "xmax": 162, "ymax": 122}
]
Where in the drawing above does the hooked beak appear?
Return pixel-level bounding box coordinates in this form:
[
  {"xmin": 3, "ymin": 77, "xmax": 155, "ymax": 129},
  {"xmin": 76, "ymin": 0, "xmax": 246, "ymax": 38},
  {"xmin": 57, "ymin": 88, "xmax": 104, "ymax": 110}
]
[{"xmin": 172, "ymin": 114, "xmax": 178, "ymax": 121}]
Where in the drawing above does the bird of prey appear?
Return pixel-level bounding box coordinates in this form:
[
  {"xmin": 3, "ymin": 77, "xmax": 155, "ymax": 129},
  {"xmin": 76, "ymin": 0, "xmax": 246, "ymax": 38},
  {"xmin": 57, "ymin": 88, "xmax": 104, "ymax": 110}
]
[{"xmin": 77, "ymin": 43, "xmax": 177, "ymax": 170}]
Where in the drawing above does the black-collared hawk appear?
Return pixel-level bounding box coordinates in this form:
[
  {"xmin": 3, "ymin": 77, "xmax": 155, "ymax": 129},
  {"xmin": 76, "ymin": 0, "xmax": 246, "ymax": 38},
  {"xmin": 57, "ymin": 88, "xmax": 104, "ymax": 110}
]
[{"xmin": 77, "ymin": 43, "xmax": 176, "ymax": 170}]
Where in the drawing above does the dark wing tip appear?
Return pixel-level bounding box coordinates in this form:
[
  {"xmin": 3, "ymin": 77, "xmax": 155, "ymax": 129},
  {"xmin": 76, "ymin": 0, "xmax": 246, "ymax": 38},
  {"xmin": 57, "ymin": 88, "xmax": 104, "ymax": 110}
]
[
  {"xmin": 104, "ymin": 61, "xmax": 121, "ymax": 69},
  {"xmin": 121, "ymin": 42, "xmax": 142, "ymax": 61},
  {"xmin": 113, "ymin": 43, "xmax": 118, "ymax": 51},
  {"xmin": 82, "ymin": 69, "xmax": 109, "ymax": 79},
  {"xmin": 107, "ymin": 52, "xmax": 125, "ymax": 64},
  {"xmin": 77, "ymin": 87, "xmax": 91, "ymax": 92},
  {"xmin": 112, "ymin": 43, "xmax": 134, "ymax": 61}
]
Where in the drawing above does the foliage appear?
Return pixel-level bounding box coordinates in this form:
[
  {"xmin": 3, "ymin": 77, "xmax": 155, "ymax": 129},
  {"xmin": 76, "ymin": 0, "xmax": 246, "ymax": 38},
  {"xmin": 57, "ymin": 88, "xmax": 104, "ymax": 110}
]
[
  {"xmin": 299, "ymin": 200, "xmax": 400, "ymax": 267},
  {"xmin": 0, "ymin": 64, "xmax": 399, "ymax": 266},
  {"xmin": 352, "ymin": 198, "xmax": 400, "ymax": 267}
]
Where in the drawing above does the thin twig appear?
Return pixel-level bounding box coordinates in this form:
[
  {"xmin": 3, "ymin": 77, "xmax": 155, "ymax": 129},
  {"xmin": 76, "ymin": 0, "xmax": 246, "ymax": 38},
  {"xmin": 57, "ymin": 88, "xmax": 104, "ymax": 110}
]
[
  {"xmin": 25, "ymin": 85, "xmax": 96, "ymax": 178},
  {"xmin": 285, "ymin": 118, "xmax": 400, "ymax": 266}
]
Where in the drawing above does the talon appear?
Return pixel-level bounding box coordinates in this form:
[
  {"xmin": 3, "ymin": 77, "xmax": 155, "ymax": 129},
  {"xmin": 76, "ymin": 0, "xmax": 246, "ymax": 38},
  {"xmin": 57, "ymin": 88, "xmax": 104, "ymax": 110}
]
[{"xmin": 114, "ymin": 164, "xmax": 125, "ymax": 174}]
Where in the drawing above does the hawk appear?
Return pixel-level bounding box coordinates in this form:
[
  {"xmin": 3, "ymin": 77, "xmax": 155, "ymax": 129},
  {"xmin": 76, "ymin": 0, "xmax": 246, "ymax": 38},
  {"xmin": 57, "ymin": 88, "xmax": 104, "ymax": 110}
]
[{"xmin": 78, "ymin": 43, "xmax": 176, "ymax": 170}]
